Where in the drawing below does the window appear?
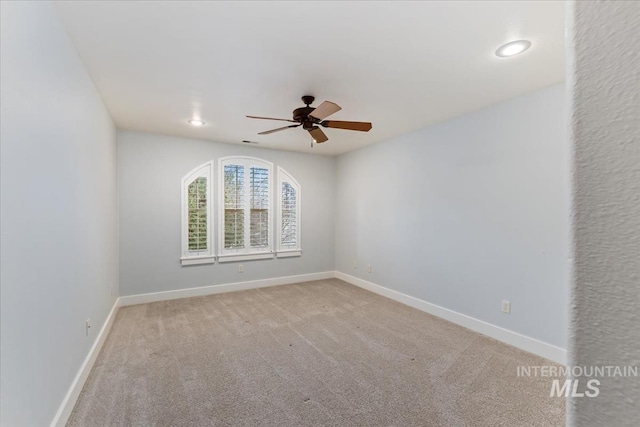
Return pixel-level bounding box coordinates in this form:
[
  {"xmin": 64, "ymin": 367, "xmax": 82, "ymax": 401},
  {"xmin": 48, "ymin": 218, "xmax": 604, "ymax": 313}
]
[
  {"xmin": 276, "ymin": 167, "xmax": 301, "ymax": 257},
  {"xmin": 180, "ymin": 157, "xmax": 302, "ymax": 265},
  {"xmin": 218, "ymin": 157, "xmax": 274, "ymax": 262},
  {"xmin": 188, "ymin": 177, "xmax": 208, "ymax": 250},
  {"xmin": 181, "ymin": 161, "xmax": 214, "ymax": 265},
  {"xmin": 223, "ymin": 164, "xmax": 245, "ymax": 249}
]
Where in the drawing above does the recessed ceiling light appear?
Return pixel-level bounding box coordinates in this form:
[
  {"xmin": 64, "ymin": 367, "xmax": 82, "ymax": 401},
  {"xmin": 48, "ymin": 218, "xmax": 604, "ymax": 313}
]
[
  {"xmin": 188, "ymin": 119, "xmax": 205, "ymax": 126},
  {"xmin": 495, "ymin": 40, "xmax": 532, "ymax": 57}
]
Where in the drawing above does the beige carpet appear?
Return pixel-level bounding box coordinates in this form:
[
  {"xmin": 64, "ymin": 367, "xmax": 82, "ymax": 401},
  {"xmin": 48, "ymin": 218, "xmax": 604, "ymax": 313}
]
[{"xmin": 68, "ymin": 279, "xmax": 564, "ymax": 426}]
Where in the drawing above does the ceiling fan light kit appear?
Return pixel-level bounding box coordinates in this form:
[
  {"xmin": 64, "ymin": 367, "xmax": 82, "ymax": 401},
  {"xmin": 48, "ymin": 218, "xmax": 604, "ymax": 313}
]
[{"xmin": 247, "ymin": 95, "xmax": 372, "ymax": 146}]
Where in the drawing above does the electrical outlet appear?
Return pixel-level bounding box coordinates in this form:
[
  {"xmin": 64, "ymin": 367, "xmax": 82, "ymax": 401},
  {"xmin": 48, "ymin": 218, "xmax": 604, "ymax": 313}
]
[
  {"xmin": 353, "ymin": 260, "xmax": 357, "ymax": 269},
  {"xmin": 367, "ymin": 265, "xmax": 372, "ymax": 274},
  {"xmin": 86, "ymin": 319, "xmax": 91, "ymax": 336},
  {"xmin": 502, "ymin": 300, "xmax": 511, "ymax": 314},
  {"xmin": 238, "ymin": 264, "xmax": 244, "ymax": 273}
]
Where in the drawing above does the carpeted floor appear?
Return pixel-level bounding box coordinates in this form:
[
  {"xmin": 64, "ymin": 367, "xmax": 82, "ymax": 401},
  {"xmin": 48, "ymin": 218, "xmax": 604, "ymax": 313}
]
[{"xmin": 68, "ymin": 279, "xmax": 565, "ymax": 426}]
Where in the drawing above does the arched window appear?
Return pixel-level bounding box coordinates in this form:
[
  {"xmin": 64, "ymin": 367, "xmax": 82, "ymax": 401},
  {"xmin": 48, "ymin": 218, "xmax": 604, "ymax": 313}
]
[
  {"xmin": 277, "ymin": 167, "xmax": 301, "ymax": 257},
  {"xmin": 180, "ymin": 161, "xmax": 214, "ymax": 265},
  {"xmin": 180, "ymin": 157, "xmax": 302, "ymax": 265},
  {"xmin": 218, "ymin": 156, "xmax": 274, "ymax": 262}
]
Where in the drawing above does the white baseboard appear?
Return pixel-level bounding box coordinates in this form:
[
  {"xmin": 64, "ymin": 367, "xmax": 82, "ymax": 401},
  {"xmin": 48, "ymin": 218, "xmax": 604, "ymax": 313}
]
[
  {"xmin": 335, "ymin": 271, "xmax": 567, "ymax": 365},
  {"xmin": 50, "ymin": 298, "xmax": 120, "ymax": 427},
  {"xmin": 119, "ymin": 271, "xmax": 335, "ymax": 306}
]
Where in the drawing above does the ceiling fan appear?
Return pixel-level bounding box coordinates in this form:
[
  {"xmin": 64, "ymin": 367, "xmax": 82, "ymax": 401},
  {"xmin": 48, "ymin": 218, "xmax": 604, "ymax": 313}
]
[{"xmin": 247, "ymin": 95, "xmax": 372, "ymax": 144}]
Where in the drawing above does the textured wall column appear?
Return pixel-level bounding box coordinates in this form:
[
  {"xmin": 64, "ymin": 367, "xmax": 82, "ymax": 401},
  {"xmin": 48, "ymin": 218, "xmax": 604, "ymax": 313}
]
[{"xmin": 567, "ymin": 1, "xmax": 640, "ymax": 425}]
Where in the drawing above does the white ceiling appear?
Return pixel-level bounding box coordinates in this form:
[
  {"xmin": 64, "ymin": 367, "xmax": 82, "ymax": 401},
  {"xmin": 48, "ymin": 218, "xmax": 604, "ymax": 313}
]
[{"xmin": 54, "ymin": 1, "xmax": 565, "ymax": 156}]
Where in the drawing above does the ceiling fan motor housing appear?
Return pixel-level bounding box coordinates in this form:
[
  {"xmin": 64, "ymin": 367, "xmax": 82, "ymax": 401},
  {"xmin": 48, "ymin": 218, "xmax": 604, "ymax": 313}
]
[
  {"xmin": 295, "ymin": 95, "xmax": 320, "ymax": 129},
  {"xmin": 293, "ymin": 106, "xmax": 315, "ymax": 122}
]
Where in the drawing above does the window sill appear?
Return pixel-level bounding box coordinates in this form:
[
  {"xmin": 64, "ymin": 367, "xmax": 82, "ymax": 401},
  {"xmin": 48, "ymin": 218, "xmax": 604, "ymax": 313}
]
[
  {"xmin": 276, "ymin": 250, "xmax": 302, "ymax": 258},
  {"xmin": 218, "ymin": 252, "xmax": 275, "ymax": 263},
  {"xmin": 181, "ymin": 255, "xmax": 216, "ymax": 266}
]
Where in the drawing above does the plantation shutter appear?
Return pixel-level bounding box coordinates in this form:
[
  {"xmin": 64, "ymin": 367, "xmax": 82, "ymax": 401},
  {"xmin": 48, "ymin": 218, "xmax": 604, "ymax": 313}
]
[
  {"xmin": 187, "ymin": 177, "xmax": 208, "ymax": 250},
  {"xmin": 250, "ymin": 167, "xmax": 269, "ymax": 248},
  {"xmin": 224, "ymin": 164, "xmax": 245, "ymax": 248},
  {"xmin": 220, "ymin": 157, "xmax": 273, "ymax": 258},
  {"xmin": 281, "ymin": 182, "xmax": 297, "ymax": 246},
  {"xmin": 181, "ymin": 161, "xmax": 214, "ymax": 265},
  {"xmin": 276, "ymin": 167, "xmax": 301, "ymax": 257}
]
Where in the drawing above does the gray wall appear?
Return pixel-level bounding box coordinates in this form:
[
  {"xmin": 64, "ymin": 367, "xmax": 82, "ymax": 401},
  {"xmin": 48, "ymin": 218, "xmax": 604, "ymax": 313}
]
[
  {"xmin": 567, "ymin": 1, "xmax": 640, "ymax": 425},
  {"xmin": 0, "ymin": 2, "xmax": 118, "ymax": 426},
  {"xmin": 118, "ymin": 131, "xmax": 335, "ymax": 296},
  {"xmin": 335, "ymin": 84, "xmax": 570, "ymax": 349}
]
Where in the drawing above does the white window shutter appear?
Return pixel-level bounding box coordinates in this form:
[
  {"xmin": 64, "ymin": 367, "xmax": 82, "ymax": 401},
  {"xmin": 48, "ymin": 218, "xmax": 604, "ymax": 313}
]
[
  {"xmin": 218, "ymin": 157, "xmax": 273, "ymax": 261},
  {"xmin": 224, "ymin": 164, "xmax": 245, "ymax": 249},
  {"xmin": 180, "ymin": 161, "xmax": 214, "ymax": 265},
  {"xmin": 277, "ymin": 167, "xmax": 301, "ymax": 257}
]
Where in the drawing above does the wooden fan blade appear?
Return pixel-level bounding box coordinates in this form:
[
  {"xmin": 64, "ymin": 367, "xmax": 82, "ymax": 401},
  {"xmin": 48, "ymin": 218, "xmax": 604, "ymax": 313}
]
[
  {"xmin": 309, "ymin": 101, "xmax": 341, "ymax": 120},
  {"xmin": 258, "ymin": 124, "xmax": 300, "ymax": 135},
  {"xmin": 247, "ymin": 115, "xmax": 297, "ymax": 123},
  {"xmin": 308, "ymin": 127, "xmax": 328, "ymax": 143},
  {"xmin": 321, "ymin": 120, "xmax": 372, "ymax": 132}
]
